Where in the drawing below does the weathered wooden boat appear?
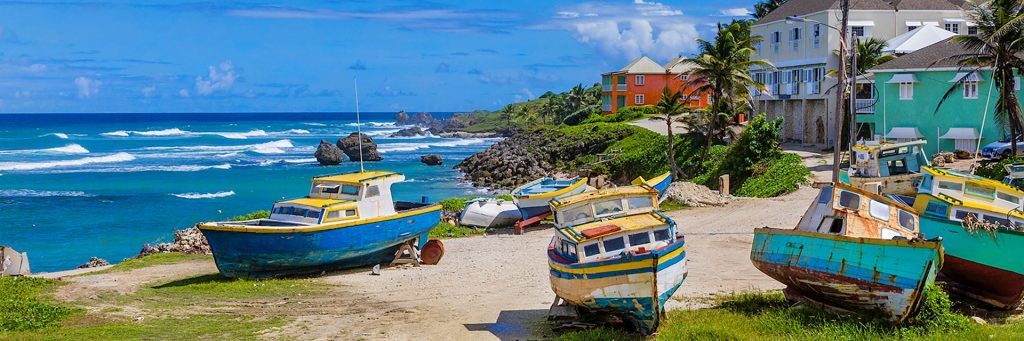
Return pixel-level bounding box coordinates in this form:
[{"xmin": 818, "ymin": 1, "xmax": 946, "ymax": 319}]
[
  {"xmin": 910, "ymin": 166, "xmax": 1024, "ymax": 309},
  {"xmin": 550, "ymin": 185, "xmax": 661, "ymax": 228},
  {"xmin": 512, "ymin": 177, "xmax": 588, "ymax": 220},
  {"xmin": 197, "ymin": 171, "xmax": 441, "ymax": 278},
  {"xmin": 458, "ymin": 198, "xmax": 522, "ymax": 228},
  {"xmin": 751, "ymin": 184, "xmax": 943, "ymax": 322},
  {"xmin": 547, "ymin": 186, "xmax": 686, "ymax": 334},
  {"xmin": 840, "ymin": 140, "xmax": 929, "ymax": 196},
  {"xmin": 631, "ymin": 171, "xmax": 672, "ymax": 202}
]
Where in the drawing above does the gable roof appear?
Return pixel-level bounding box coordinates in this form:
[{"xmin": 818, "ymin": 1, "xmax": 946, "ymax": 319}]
[
  {"xmin": 664, "ymin": 56, "xmax": 695, "ymax": 74},
  {"xmin": 756, "ymin": 0, "xmax": 965, "ymax": 25},
  {"xmin": 884, "ymin": 25, "xmax": 957, "ymax": 54},
  {"xmin": 618, "ymin": 56, "xmax": 667, "ymax": 74},
  {"xmin": 870, "ymin": 37, "xmax": 974, "ymax": 71}
]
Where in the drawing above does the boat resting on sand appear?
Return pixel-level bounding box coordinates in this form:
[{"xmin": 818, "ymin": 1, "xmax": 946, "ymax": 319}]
[
  {"xmin": 751, "ymin": 184, "xmax": 943, "ymax": 323},
  {"xmin": 512, "ymin": 177, "xmax": 588, "ymax": 220},
  {"xmin": 549, "ymin": 185, "xmax": 661, "ymax": 228},
  {"xmin": 630, "ymin": 171, "xmax": 672, "ymax": 202},
  {"xmin": 908, "ymin": 166, "xmax": 1024, "ymax": 309},
  {"xmin": 458, "ymin": 198, "xmax": 522, "ymax": 228},
  {"xmin": 547, "ymin": 186, "xmax": 685, "ymax": 334},
  {"xmin": 840, "ymin": 140, "xmax": 929, "ymax": 196},
  {"xmin": 197, "ymin": 171, "xmax": 441, "ymax": 278}
]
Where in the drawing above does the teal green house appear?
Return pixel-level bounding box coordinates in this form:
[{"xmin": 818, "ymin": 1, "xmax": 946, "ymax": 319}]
[{"xmin": 862, "ymin": 38, "xmax": 1016, "ymax": 155}]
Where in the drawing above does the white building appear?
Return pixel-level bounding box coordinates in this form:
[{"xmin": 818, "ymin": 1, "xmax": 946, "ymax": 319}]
[{"xmin": 750, "ymin": 0, "xmax": 968, "ymax": 144}]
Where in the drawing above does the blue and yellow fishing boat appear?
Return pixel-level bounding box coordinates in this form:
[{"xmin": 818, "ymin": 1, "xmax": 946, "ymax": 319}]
[
  {"xmin": 512, "ymin": 177, "xmax": 589, "ymax": 219},
  {"xmin": 840, "ymin": 140, "xmax": 930, "ymax": 196},
  {"xmin": 547, "ymin": 186, "xmax": 686, "ymax": 334},
  {"xmin": 751, "ymin": 184, "xmax": 943, "ymax": 322},
  {"xmin": 631, "ymin": 171, "xmax": 672, "ymax": 202},
  {"xmin": 197, "ymin": 171, "xmax": 441, "ymax": 278}
]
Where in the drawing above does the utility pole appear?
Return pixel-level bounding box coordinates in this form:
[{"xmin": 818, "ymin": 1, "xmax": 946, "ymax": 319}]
[
  {"xmin": 850, "ymin": 35, "xmax": 858, "ymax": 153},
  {"xmin": 832, "ymin": 0, "xmax": 850, "ymax": 183}
]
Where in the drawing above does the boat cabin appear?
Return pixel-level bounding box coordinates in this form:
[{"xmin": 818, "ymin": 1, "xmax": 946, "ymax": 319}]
[
  {"xmin": 850, "ymin": 140, "xmax": 929, "ymax": 178},
  {"xmin": 267, "ymin": 171, "xmax": 403, "ymax": 225},
  {"xmin": 549, "ymin": 185, "xmax": 659, "ymax": 228},
  {"xmin": 551, "ymin": 212, "xmax": 676, "ymax": 264},
  {"xmin": 1003, "ymin": 162, "xmax": 1024, "ymax": 190},
  {"xmin": 796, "ymin": 184, "xmax": 920, "ymax": 240},
  {"xmin": 914, "ymin": 167, "xmax": 1024, "ymax": 228}
]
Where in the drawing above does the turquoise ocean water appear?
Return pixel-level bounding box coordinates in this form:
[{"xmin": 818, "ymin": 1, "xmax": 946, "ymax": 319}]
[{"xmin": 0, "ymin": 112, "xmax": 499, "ymax": 272}]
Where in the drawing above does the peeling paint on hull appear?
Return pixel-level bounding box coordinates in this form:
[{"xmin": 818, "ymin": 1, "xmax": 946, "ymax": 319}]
[
  {"xmin": 200, "ymin": 209, "xmax": 441, "ymax": 278},
  {"xmin": 920, "ymin": 216, "xmax": 1024, "ymax": 309},
  {"xmin": 843, "ymin": 171, "xmax": 922, "ymax": 196},
  {"xmin": 549, "ymin": 239, "xmax": 687, "ymax": 334},
  {"xmin": 751, "ymin": 228, "xmax": 942, "ymax": 322}
]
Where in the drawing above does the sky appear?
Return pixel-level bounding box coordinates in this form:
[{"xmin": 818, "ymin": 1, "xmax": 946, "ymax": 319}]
[{"xmin": 0, "ymin": 0, "xmax": 758, "ymax": 113}]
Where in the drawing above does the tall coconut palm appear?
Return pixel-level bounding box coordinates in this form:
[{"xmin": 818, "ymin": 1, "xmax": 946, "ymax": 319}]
[
  {"xmin": 654, "ymin": 86, "xmax": 687, "ymax": 178},
  {"xmin": 938, "ymin": 0, "xmax": 1024, "ymax": 156},
  {"xmin": 678, "ymin": 22, "xmax": 772, "ymax": 170}
]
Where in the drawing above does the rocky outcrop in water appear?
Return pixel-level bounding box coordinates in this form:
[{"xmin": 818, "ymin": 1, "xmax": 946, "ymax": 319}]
[
  {"xmin": 137, "ymin": 227, "xmax": 211, "ymax": 257},
  {"xmin": 314, "ymin": 140, "xmax": 345, "ymax": 165},
  {"xmin": 421, "ymin": 154, "xmax": 443, "ymax": 166},
  {"xmin": 76, "ymin": 257, "xmax": 110, "ymax": 269},
  {"xmin": 394, "ymin": 111, "xmax": 475, "ymax": 136},
  {"xmin": 391, "ymin": 126, "xmax": 425, "ymax": 137},
  {"xmin": 337, "ymin": 132, "xmax": 384, "ymax": 162}
]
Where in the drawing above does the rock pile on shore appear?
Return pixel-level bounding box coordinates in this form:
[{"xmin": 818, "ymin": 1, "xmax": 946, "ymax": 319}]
[
  {"xmin": 137, "ymin": 227, "xmax": 211, "ymax": 257},
  {"xmin": 337, "ymin": 132, "xmax": 383, "ymax": 162},
  {"xmin": 76, "ymin": 257, "xmax": 110, "ymax": 269},
  {"xmin": 665, "ymin": 182, "xmax": 731, "ymax": 207}
]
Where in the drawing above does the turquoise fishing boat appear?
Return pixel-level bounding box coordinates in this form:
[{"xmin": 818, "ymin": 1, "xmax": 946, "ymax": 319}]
[
  {"xmin": 197, "ymin": 171, "xmax": 441, "ymax": 278},
  {"xmin": 631, "ymin": 171, "xmax": 672, "ymax": 202},
  {"xmin": 548, "ymin": 186, "xmax": 686, "ymax": 334},
  {"xmin": 751, "ymin": 184, "xmax": 943, "ymax": 322},
  {"xmin": 512, "ymin": 177, "xmax": 588, "ymax": 219},
  {"xmin": 910, "ymin": 166, "xmax": 1024, "ymax": 309},
  {"xmin": 840, "ymin": 140, "xmax": 929, "ymax": 196}
]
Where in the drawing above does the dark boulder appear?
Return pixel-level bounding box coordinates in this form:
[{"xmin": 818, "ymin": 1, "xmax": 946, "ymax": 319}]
[
  {"xmin": 76, "ymin": 257, "xmax": 110, "ymax": 269},
  {"xmin": 395, "ymin": 111, "xmax": 411, "ymax": 125},
  {"xmin": 421, "ymin": 154, "xmax": 443, "ymax": 166},
  {"xmin": 314, "ymin": 140, "xmax": 345, "ymax": 165},
  {"xmin": 391, "ymin": 126, "xmax": 425, "ymax": 137},
  {"xmin": 337, "ymin": 132, "xmax": 384, "ymax": 162}
]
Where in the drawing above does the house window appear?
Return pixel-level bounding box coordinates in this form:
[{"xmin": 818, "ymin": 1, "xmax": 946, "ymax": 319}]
[
  {"xmin": 945, "ymin": 23, "xmax": 960, "ymax": 34},
  {"xmin": 964, "ymin": 81, "xmax": 979, "ymax": 99},
  {"xmin": 968, "ymin": 26, "xmax": 978, "ymax": 35},
  {"xmin": 754, "ymin": 41, "xmax": 762, "ymax": 54},
  {"xmin": 771, "ymin": 31, "xmax": 780, "ymax": 53},
  {"xmin": 635, "ymin": 75, "xmax": 645, "ymax": 85},
  {"xmin": 680, "ymin": 74, "xmax": 689, "ymax": 81},
  {"xmin": 907, "ymin": 25, "xmax": 918, "ymax": 31},
  {"xmin": 635, "ymin": 94, "xmax": 644, "ymax": 105},
  {"xmin": 813, "ymin": 24, "xmax": 821, "ymax": 48},
  {"xmin": 851, "ymin": 26, "xmax": 865, "ymax": 37},
  {"xmin": 899, "ymin": 82, "xmax": 914, "ymax": 100},
  {"xmin": 791, "ymin": 27, "xmax": 801, "ymax": 51}
]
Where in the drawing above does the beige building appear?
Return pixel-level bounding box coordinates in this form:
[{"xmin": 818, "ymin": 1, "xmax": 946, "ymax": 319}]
[{"xmin": 750, "ymin": 0, "xmax": 968, "ymax": 144}]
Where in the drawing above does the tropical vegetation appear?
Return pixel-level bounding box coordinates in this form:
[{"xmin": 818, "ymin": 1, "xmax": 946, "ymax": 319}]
[{"xmin": 752, "ymin": 0, "xmax": 787, "ymax": 20}]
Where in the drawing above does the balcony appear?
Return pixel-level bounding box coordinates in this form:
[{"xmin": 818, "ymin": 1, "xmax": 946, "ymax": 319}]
[
  {"xmin": 616, "ymin": 84, "xmax": 627, "ymax": 91},
  {"xmin": 602, "ymin": 84, "xmax": 612, "ymax": 92},
  {"xmin": 855, "ymin": 98, "xmax": 876, "ymax": 114},
  {"xmin": 806, "ymin": 82, "xmax": 820, "ymax": 94}
]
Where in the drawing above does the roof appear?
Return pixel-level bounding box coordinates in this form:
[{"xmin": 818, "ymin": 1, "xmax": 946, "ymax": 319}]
[
  {"xmin": 664, "ymin": 57, "xmax": 695, "ymax": 74},
  {"xmin": 923, "ymin": 166, "xmax": 1024, "ymax": 195},
  {"xmin": 852, "ymin": 139, "xmax": 928, "ymax": 152},
  {"xmin": 756, "ymin": 0, "xmax": 964, "ymax": 25},
  {"xmin": 871, "ymin": 37, "xmax": 974, "ymax": 71},
  {"xmin": 313, "ymin": 171, "xmax": 401, "ymax": 184},
  {"xmin": 618, "ymin": 56, "xmax": 667, "ymax": 74},
  {"xmin": 885, "ymin": 25, "xmax": 957, "ymax": 54},
  {"xmin": 277, "ymin": 197, "xmax": 352, "ymax": 208},
  {"xmin": 558, "ymin": 212, "xmax": 668, "ymax": 243},
  {"xmin": 551, "ymin": 185, "xmax": 657, "ymax": 209}
]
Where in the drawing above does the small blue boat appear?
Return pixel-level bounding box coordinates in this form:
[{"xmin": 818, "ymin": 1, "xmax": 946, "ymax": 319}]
[
  {"xmin": 631, "ymin": 171, "xmax": 672, "ymax": 202},
  {"xmin": 197, "ymin": 171, "xmax": 441, "ymax": 278},
  {"xmin": 512, "ymin": 177, "xmax": 588, "ymax": 219}
]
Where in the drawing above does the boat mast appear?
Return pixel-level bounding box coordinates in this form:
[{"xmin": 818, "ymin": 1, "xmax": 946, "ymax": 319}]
[
  {"xmin": 354, "ymin": 79, "xmax": 365, "ymax": 173},
  {"xmin": 832, "ymin": 0, "xmax": 850, "ymax": 183}
]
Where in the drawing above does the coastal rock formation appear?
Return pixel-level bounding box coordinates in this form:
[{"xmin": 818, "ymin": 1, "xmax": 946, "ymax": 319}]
[
  {"xmin": 665, "ymin": 182, "xmax": 731, "ymax": 207},
  {"xmin": 76, "ymin": 257, "xmax": 110, "ymax": 269},
  {"xmin": 438, "ymin": 131, "xmax": 502, "ymax": 138},
  {"xmin": 137, "ymin": 227, "xmax": 211, "ymax": 257},
  {"xmin": 314, "ymin": 140, "xmax": 345, "ymax": 165},
  {"xmin": 337, "ymin": 132, "xmax": 384, "ymax": 162},
  {"xmin": 395, "ymin": 111, "xmax": 436, "ymax": 126},
  {"xmin": 394, "ymin": 111, "xmax": 475, "ymax": 136},
  {"xmin": 391, "ymin": 126, "xmax": 425, "ymax": 137},
  {"xmin": 421, "ymin": 154, "xmax": 443, "ymax": 166}
]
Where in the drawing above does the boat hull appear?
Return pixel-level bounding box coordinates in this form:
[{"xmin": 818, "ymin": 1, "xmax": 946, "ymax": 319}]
[
  {"xmin": 548, "ymin": 239, "xmax": 687, "ymax": 334},
  {"xmin": 840, "ymin": 169, "xmax": 922, "ymax": 196},
  {"xmin": 919, "ymin": 215, "xmax": 1024, "ymax": 309},
  {"xmin": 459, "ymin": 199, "xmax": 522, "ymax": 228},
  {"xmin": 199, "ymin": 207, "xmax": 441, "ymax": 278},
  {"xmin": 514, "ymin": 178, "xmax": 589, "ymax": 220},
  {"xmin": 750, "ymin": 228, "xmax": 942, "ymax": 322},
  {"xmin": 634, "ymin": 172, "xmax": 672, "ymax": 202}
]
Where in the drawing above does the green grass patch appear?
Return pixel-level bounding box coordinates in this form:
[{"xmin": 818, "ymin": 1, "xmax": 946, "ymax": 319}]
[
  {"xmin": 88, "ymin": 253, "xmax": 211, "ymax": 275},
  {"xmin": 659, "ymin": 199, "xmax": 687, "ymax": 212},
  {"xmin": 2, "ymin": 314, "xmax": 286, "ymax": 340},
  {"xmin": 581, "ymin": 105, "xmax": 656, "ymax": 124},
  {"xmin": 429, "ymin": 221, "xmax": 487, "ymax": 239},
  {"xmin": 0, "ymin": 277, "xmax": 80, "ymax": 332},
  {"xmin": 734, "ymin": 153, "xmax": 811, "ymax": 198},
  {"xmin": 134, "ymin": 274, "xmax": 323, "ymax": 306}
]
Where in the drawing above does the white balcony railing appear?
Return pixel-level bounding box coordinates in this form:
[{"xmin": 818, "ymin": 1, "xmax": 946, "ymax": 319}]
[
  {"xmin": 855, "ymin": 98, "xmax": 875, "ymax": 113},
  {"xmin": 806, "ymin": 82, "xmax": 820, "ymax": 94},
  {"xmin": 616, "ymin": 84, "xmax": 626, "ymax": 91},
  {"xmin": 602, "ymin": 104, "xmax": 612, "ymax": 112},
  {"xmin": 602, "ymin": 84, "xmax": 612, "ymax": 92}
]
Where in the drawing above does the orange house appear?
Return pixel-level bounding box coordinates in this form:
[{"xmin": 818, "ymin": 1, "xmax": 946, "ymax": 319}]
[{"xmin": 600, "ymin": 56, "xmax": 710, "ymax": 114}]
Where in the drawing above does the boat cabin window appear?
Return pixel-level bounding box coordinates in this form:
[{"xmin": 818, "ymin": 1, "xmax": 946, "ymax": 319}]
[
  {"xmin": 998, "ymin": 192, "xmax": 1020, "ymax": 205},
  {"xmin": 898, "ymin": 209, "xmax": 915, "ymax": 230},
  {"xmin": 653, "ymin": 229, "xmax": 671, "ymax": 242},
  {"xmin": 560, "ymin": 205, "xmax": 593, "ymax": 226},
  {"xmin": 924, "ymin": 200, "xmax": 949, "ymax": 217},
  {"xmin": 869, "ymin": 200, "xmax": 891, "ymax": 221},
  {"xmin": 318, "ymin": 184, "xmax": 341, "ymax": 194},
  {"xmin": 818, "ymin": 186, "xmax": 833, "ymax": 204},
  {"xmin": 879, "ymin": 147, "xmax": 909, "ymax": 157},
  {"xmin": 342, "ymin": 185, "xmax": 360, "ymax": 195},
  {"xmin": 305, "ymin": 210, "xmax": 321, "ymax": 219},
  {"xmin": 819, "ymin": 216, "xmax": 844, "ymax": 234},
  {"xmin": 558, "ymin": 239, "xmax": 578, "ymax": 260},
  {"xmin": 838, "ymin": 190, "xmax": 860, "ymax": 210},
  {"xmin": 887, "ymin": 159, "xmax": 908, "ymax": 175},
  {"xmin": 626, "ymin": 197, "xmax": 653, "ymax": 211},
  {"xmin": 365, "ymin": 185, "xmax": 380, "ymax": 198},
  {"xmin": 327, "ymin": 209, "xmax": 358, "ymax": 220},
  {"xmin": 346, "ymin": 209, "xmax": 356, "ymax": 217},
  {"xmin": 938, "ymin": 181, "xmax": 962, "ymax": 192},
  {"xmin": 629, "ymin": 232, "xmax": 651, "ymax": 246},
  {"xmin": 603, "ymin": 237, "xmax": 626, "ymax": 255},
  {"xmin": 583, "ymin": 243, "xmax": 601, "ymax": 258},
  {"xmin": 985, "ymin": 214, "xmax": 1011, "ymax": 226},
  {"xmin": 594, "ymin": 199, "xmax": 624, "ymax": 216},
  {"xmin": 953, "ymin": 209, "xmax": 970, "ymax": 221},
  {"xmin": 965, "ymin": 183, "xmax": 996, "ymax": 200},
  {"xmin": 920, "ymin": 175, "xmax": 933, "ymax": 191}
]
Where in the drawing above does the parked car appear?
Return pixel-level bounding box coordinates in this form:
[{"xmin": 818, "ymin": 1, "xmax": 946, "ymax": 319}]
[{"xmin": 981, "ymin": 135, "xmax": 1024, "ymax": 159}]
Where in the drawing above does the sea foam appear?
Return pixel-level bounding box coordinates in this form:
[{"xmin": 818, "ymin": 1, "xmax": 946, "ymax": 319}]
[
  {"xmin": 376, "ymin": 138, "xmax": 494, "ymax": 153},
  {"xmin": 171, "ymin": 191, "xmax": 236, "ymax": 199},
  {"xmin": 0, "ymin": 152, "xmax": 135, "ymax": 171},
  {"xmin": 0, "ymin": 189, "xmax": 92, "ymax": 197},
  {"xmin": 0, "ymin": 143, "xmax": 90, "ymax": 155}
]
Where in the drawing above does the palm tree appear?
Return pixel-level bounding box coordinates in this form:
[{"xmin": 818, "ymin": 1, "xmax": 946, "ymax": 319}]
[
  {"xmin": 752, "ymin": 0, "xmax": 787, "ymax": 20},
  {"xmin": 856, "ymin": 38, "xmax": 897, "ymax": 73},
  {"xmin": 938, "ymin": 0, "xmax": 1024, "ymax": 156},
  {"xmin": 678, "ymin": 23, "xmax": 772, "ymax": 170},
  {"xmin": 654, "ymin": 86, "xmax": 687, "ymax": 178}
]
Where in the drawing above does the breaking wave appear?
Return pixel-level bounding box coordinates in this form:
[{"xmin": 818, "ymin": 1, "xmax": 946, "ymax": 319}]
[
  {"xmin": 171, "ymin": 191, "xmax": 236, "ymax": 199},
  {"xmin": 41, "ymin": 132, "xmax": 69, "ymax": 139},
  {"xmin": 0, "ymin": 143, "xmax": 90, "ymax": 155},
  {"xmin": 0, "ymin": 152, "xmax": 136, "ymax": 171},
  {"xmin": 140, "ymin": 139, "xmax": 295, "ymax": 156},
  {"xmin": 258, "ymin": 158, "xmax": 317, "ymax": 166},
  {"xmin": 376, "ymin": 138, "xmax": 495, "ymax": 153},
  {"xmin": 0, "ymin": 189, "xmax": 92, "ymax": 197}
]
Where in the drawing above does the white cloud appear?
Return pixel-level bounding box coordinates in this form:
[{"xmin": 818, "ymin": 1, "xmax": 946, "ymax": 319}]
[
  {"xmin": 544, "ymin": 1, "xmax": 699, "ymax": 61},
  {"xmin": 179, "ymin": 89, "xmax": 190, "ymax": 97},
  {"xmin": 520, "ymin": 88, "xmax": 535, "ymax": 100},
  {"xmin": 13, "ymin": 90, "xmax": 30, "ymax": 98},
  {"xmin": 720, "ymin": 8, "xmax": 751, "ymax": 17},
  {"xmin": 142, "ymin": 86, "xmax": 156, "ymax": 97},
  {"xmin": 26, "ymin": 64, "xmax": 46, "ymax": 72},
  {"xmin": 195, "ymin": 60, "xmax": 237, "ymax": 96},
  {"xmin": 74, "ymin": 77, "xmax": 101, "ymax": 99}
]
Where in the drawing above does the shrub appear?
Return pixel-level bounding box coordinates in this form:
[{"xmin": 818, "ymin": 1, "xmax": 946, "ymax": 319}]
[
  {"xmin": 439, "ymin": 196, "xmax": 477, "ymax": 213},
  {"xmin": 703, "ymin": 114, "xmax": 784, "ymax": 190},
  {"xmin": 735, "ymin": 153, "xmax": 810, "ymax": 197},
  {"xmin": 228, "ymin": 211, "xmax": 270, "ymax": 221},
  {"xmin": 606, "ymin": 128, "xmax": 669, "ymax": 180},
  {"xmin": 908, "ymin": 284, "xmax": 972, "ymax": 330},
  {"xmin": 582, "ymin": 105, "xmax": 658, "ymax": 124},
  {"xmin": 0, "ymin": 277, "xmax": 79, "ymax": 332},
  {"xmin": 975, "ymin": 157, "xmax": 1022, "ymax": 181}
]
